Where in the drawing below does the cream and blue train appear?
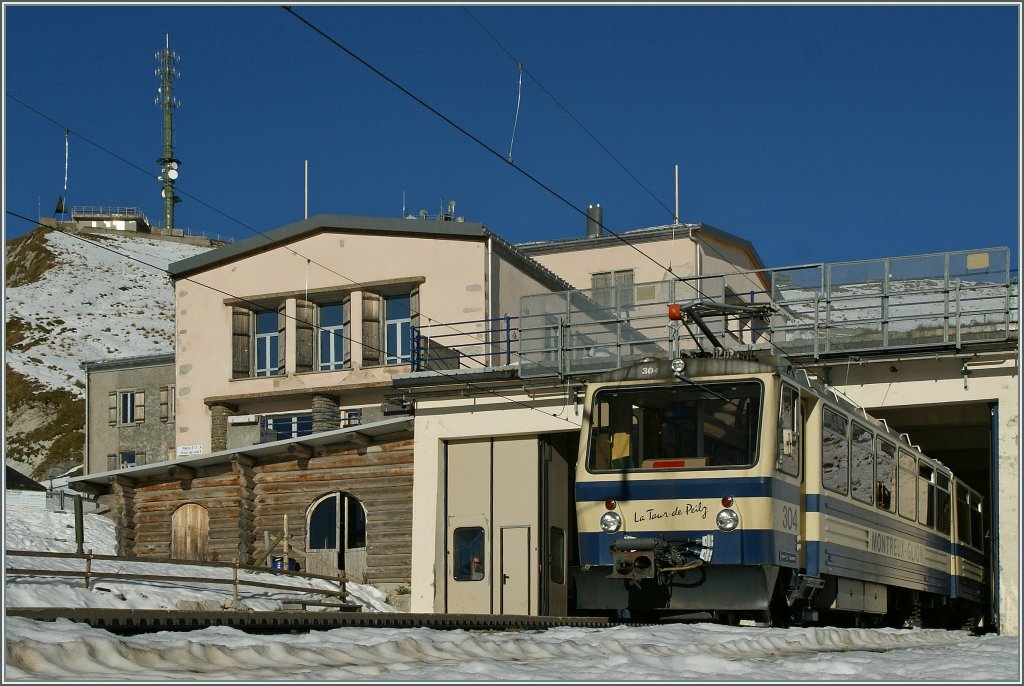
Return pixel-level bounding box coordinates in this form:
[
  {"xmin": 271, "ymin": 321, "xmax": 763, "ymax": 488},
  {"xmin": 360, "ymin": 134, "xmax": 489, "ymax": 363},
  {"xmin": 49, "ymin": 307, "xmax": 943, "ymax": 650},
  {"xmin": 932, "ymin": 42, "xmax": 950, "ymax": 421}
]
[{"xmin": 572, "ymin": 354, "xmax": 989, "ymax": 629}]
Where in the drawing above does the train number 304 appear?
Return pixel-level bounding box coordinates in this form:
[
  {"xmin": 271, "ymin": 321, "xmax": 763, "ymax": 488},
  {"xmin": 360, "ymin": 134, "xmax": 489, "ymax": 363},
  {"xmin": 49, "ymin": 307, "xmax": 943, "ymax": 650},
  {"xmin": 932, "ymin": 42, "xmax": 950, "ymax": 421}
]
[{"xmin": 781, "ymin": 504, "xmax": 799, "ymax": 532}]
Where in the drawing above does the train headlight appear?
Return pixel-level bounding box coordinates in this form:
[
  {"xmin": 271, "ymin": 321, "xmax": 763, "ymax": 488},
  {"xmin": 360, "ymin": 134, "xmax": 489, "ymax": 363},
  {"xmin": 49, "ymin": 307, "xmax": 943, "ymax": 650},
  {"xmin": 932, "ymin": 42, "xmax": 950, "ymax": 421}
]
[
  {"xmin": 716, "ymin": 508, "xmax": 739, "ymax": 532},
  {"xmin": 600, "ymin": 511, "xmax": 623, "ymax": 534}
]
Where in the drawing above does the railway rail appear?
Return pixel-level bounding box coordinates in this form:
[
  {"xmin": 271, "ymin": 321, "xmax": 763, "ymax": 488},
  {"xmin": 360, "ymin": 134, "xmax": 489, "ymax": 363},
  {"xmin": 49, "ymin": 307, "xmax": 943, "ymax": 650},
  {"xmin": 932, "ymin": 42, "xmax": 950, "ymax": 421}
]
[{"xmin": 5, "ymin": 607, "xmax": 612, "ymax": 635}]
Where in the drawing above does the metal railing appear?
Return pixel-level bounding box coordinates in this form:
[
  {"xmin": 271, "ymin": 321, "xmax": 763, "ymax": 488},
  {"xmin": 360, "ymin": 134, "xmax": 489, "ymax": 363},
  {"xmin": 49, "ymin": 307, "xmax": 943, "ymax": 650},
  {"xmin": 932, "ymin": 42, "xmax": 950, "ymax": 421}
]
[
  {"xmin": 411, "ymin": 316, "xmax": 517, "ymax": 372},
  {"xmin": 769, "ymin": 247, "xmax": 1014, "ymax": 358},
  {"xmin": 359, "ymin": 248, "xmax": 1015, "ymax": 379}
]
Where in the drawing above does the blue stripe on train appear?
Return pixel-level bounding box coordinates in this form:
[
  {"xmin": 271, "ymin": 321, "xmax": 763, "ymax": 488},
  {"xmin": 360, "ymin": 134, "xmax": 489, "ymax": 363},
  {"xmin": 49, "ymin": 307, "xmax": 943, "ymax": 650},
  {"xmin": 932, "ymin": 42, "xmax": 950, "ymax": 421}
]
[
  {"xmin": 578, "ymin": 529, "xmax": 798, "ymax": 567},
  {"xmin": 576, "ymin": 477, "xmax": 800, "ymax": 504}
]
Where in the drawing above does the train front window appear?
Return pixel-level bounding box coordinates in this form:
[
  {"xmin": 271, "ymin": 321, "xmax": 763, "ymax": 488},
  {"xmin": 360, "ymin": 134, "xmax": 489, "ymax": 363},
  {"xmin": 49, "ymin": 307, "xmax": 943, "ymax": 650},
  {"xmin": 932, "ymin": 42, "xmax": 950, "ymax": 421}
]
[{"xmin": 587, "ymin": 381, "xmax": 762, "ymax": 471}]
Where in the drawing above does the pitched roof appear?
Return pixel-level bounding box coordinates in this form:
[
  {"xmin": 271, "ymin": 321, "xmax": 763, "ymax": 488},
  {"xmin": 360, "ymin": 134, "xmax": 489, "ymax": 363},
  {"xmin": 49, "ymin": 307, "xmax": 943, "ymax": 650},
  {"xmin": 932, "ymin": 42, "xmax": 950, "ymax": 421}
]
[
  {"xmin": 517, "ymin": 222, "xmax": 766, "ymax": 270},
  {"xmin": 166, "ymin": 214, "xmax": 573, "ymax": 292},
  {"xmin": 6, "ymin": 466, "xmax": 47, "ymax": 491}
]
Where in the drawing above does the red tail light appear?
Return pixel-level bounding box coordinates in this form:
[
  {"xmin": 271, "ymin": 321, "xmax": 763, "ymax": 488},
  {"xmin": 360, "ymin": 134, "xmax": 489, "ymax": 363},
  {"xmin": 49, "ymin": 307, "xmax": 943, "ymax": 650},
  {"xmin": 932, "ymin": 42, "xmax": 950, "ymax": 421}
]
[
  {"xmin": 605, "ymin": 499, "xmax": 617, "ymax": 510},
  {"xmin": 721, "ymin": 496, "xmax": 734, "ymax": 507}
]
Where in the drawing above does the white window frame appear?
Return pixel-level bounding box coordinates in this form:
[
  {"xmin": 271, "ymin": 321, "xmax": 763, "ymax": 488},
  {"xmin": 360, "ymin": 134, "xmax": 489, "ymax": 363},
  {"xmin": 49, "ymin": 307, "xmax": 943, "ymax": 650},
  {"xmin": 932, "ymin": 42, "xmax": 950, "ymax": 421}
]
[
  {"xmin": 119, "ymin": 391, "xmax": 136, "ymax": 425},
  {"xmin": 384, "ymin": 295, "xmax": 412, "ymax": 365},
  {"xmin": 254, "ymin": 311, "xmax": 279, "ymax": 377},
  {"xmin": 318, "ymin": 302, "xmax": 346, "ymax": 371}
]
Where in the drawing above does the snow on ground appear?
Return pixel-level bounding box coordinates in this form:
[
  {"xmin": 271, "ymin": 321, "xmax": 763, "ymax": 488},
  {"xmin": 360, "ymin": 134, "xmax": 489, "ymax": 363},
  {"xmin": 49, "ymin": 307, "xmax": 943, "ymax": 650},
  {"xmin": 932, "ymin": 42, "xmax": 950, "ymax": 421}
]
[
  {"xmin": 3, "ymin": 506, "xmax": 1020, "ymax": 682},
  {"xmin": 4, "ymin": 230, "xmax": 211, "ymax": 395}
]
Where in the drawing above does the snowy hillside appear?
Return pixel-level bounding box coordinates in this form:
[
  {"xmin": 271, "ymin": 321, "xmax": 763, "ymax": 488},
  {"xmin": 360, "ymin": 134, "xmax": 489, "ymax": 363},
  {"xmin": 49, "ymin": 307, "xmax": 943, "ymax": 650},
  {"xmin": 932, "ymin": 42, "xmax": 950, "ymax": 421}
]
[
  {"xmin": 5, "ymin": 228, "xmax": 211, "ymax": 395},
  {"xmin": 4, "ymin": 227, "xmax": 214, "ymax": 478}
]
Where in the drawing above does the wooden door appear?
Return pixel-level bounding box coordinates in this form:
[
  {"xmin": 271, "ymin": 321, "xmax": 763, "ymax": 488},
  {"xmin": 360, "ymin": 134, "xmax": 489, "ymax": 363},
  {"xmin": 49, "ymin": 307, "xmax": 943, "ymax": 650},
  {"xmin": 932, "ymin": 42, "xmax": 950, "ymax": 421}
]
[{"xmin": 171, "ymin": 503, "xmax": 209, "ymax": 561}]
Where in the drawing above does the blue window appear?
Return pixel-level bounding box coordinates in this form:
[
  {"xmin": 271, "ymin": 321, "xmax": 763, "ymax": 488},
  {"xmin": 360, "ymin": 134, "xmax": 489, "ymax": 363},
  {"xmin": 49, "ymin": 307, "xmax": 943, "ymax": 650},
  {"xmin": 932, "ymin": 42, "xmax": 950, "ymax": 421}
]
[
  {"xmin": 261, "ymin": 413, "xmax": 313, "ymax": 443},
  {"xmin": 255, "ymin": 311, "xmax": 280, "ymax": 377},
  {"xmin": 319, "ymin": 303, "xmax": 345, "ymax": 371}
]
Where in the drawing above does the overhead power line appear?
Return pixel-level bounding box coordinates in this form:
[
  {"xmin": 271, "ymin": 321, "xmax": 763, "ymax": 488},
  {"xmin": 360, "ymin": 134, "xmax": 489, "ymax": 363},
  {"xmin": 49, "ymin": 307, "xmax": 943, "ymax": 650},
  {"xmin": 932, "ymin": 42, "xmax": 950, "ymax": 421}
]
[{"xmin": 5, "ymin": 209, "xmax": 583, "ymax": 427}]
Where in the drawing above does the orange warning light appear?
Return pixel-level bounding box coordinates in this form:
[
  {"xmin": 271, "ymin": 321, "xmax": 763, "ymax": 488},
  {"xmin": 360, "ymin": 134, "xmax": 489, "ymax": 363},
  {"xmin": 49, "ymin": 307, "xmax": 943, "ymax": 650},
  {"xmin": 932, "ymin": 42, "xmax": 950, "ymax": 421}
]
[{"xmin": 667, "ymin": 303, "xmax": 683, "ymax": 320}]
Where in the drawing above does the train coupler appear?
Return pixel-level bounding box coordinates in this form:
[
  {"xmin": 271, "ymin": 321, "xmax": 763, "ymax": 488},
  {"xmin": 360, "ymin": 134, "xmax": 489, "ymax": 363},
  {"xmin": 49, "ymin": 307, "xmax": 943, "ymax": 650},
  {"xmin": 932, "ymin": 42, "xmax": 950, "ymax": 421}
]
[{"xmin": 608, "ymin": 535, "xmax": 714, "ymax": 583}]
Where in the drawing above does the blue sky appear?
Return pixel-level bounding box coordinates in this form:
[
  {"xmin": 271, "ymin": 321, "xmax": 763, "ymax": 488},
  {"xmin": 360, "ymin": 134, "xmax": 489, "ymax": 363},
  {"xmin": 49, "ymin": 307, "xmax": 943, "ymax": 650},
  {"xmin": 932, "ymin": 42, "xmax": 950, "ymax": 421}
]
[{"xmin": 4, "ymin": 4, "xmax": 1020, "ymax": 270}]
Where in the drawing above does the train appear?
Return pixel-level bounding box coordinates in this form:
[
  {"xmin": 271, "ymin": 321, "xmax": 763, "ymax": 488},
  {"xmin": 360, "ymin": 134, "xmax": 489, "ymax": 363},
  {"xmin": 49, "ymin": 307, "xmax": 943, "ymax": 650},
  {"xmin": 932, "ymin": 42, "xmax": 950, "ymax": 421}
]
[{"xmin": 571, "ymin": 352, "xmax": 990, "ymax": 630}]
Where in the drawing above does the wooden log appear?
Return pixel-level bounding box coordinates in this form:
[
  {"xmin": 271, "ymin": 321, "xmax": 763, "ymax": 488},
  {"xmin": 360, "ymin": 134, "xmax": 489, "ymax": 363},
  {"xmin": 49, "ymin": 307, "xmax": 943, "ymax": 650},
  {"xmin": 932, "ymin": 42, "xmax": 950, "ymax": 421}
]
[{"xmin": 253, "ymin": 465, "xmax": 413, "ymax": 486}]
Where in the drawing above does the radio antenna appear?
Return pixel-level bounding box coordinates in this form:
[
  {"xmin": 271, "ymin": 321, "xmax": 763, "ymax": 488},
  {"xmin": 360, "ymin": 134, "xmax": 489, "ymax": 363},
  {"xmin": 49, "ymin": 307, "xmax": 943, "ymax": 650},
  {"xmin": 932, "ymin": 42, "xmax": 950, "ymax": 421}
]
[{"xmin": 155, "ymin": 33, "xmax": 182, "ymax": 230}]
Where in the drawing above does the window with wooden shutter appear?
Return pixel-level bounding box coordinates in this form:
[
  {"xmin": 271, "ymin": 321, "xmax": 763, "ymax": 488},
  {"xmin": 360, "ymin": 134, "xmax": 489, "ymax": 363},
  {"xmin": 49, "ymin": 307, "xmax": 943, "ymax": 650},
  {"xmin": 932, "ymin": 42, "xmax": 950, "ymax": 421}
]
[
  {"xmin": 231, "ymin": 307, "xmax": 252, "ymax": 378},
  {"xmin": 160, "ymin": 386, "xmax": 169, "ymax": 422},
  {"xmin": 134, "ymin": 389, "xmax": 146, "ymax": 423},
  {"xmin": 107, "ymin": 453, "xmax": 117, "ymax": 471},
  {"xmin": 277, "ymin": 302, "xmax": 288, "ymax": 374},
  {"xmin": 136, "ymin": 451, "xmax": 147, "ymax": 467},
  {"xmin": 108, "ymin": 392, "xmax": 117, "ymax": 426},
  {"xmin": 295, "ymin": 299, "xmax": 315, "ymax": 373},
  {"xmin": 342, "ymin": 295, "xmax": 352, "ymax": 368},
  {"xmin": 362, "ymin": 292, "xmax": 381, "ymax": 367}
]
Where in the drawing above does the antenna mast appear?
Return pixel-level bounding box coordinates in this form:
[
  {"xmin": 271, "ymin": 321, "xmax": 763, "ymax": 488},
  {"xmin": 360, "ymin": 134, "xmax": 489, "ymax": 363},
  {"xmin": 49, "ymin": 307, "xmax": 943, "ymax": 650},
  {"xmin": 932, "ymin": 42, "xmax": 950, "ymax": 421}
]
[{"xmin": 155, "ymin": 34, "xmax": 182, "ymax": 230}]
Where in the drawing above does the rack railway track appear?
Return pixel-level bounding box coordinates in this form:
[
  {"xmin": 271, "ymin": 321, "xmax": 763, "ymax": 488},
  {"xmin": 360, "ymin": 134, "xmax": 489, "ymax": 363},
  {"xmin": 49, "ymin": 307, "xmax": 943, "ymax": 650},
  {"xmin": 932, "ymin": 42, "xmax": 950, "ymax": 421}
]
[{"xmin": 5, "ymin": 607, "xmax": 612, "ymax": 635}]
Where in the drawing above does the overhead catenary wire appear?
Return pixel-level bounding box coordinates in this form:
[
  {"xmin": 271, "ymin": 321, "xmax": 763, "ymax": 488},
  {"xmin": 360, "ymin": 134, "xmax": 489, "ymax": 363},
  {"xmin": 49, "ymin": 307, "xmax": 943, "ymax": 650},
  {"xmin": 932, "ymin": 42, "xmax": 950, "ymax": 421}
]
[
  {"xmin": 13, "ymin": 11, "xmax": 810, "ymax": 377},
  {"xmin": 6, "ymin": 94, "xmax": 501, "ymax": 354},
  {"xmin": 5, "ymin": 209, "xmax": 582, "ymax": 428},
  {"xmin": 462, "ymin": 8, "xmax": 675, "ymax": 220},
  {"xmin": 281, "ymin": 6, "xmax": 687, "ymax": 284},
  {"xmin": 279, "ymin": 8, "xmax": 822, "ymax": 366}
]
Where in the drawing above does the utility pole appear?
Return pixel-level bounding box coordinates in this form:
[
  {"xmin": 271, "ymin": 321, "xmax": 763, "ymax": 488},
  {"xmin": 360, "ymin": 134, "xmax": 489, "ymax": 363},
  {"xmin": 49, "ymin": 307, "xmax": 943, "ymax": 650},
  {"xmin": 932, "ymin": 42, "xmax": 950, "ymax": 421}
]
[{"xmin": 155, "ymin": 34, "xmax": 181, "ymax": 231}]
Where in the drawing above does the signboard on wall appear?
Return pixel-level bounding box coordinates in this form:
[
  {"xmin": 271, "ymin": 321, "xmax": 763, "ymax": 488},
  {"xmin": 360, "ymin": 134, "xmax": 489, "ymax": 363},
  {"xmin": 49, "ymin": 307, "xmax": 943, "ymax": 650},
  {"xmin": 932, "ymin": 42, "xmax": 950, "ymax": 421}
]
[{"xmin": 176, "ymin": 445, "xmax": 203, "ymax": 457}]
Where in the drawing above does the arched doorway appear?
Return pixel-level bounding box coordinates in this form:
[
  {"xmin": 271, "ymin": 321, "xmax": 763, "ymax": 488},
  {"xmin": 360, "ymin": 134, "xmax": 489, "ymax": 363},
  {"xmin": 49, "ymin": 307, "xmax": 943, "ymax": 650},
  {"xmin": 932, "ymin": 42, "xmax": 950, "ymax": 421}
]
[
  {"xmin": 171, "ymin": 503, "xmax": 209, "ymax": 561},
  {"xmin": 306, "ymin": 492, "xmax": 367, "ymax": 581}
]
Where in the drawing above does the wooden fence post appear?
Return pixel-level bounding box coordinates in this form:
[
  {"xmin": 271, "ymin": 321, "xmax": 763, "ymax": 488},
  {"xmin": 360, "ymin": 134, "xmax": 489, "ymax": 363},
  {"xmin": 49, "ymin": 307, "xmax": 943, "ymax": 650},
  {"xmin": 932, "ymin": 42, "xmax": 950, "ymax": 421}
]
[
  {"xmin": 232, "ymin": 559, "xmax": 239, "ymax": 601},
  {"xmin": 283, "ymin": 514, "xmax": 290, "ymax": 567},
  {"xmin": 83, "ymin": 553, "xmax": 92, "ymax": 589}
]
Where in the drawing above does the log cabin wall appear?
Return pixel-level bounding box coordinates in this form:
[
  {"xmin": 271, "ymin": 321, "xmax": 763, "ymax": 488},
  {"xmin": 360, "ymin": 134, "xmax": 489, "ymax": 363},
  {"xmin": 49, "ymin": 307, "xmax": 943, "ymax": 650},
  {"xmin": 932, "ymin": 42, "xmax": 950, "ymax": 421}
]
[
  {"xmin": 111, "ymin": 431, "xmax": 414, "ymax": 585},
  {"xmin": 251, "ymin": 433, "xmax": 414, "ymax": 583}
]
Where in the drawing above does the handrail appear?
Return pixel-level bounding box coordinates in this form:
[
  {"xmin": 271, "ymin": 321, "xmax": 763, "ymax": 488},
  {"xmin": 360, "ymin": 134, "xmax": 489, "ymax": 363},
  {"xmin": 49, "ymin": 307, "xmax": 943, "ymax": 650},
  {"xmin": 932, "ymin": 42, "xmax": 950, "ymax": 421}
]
[{"xmin": 5, "ymin": 549, "xmax": 349, "ymax": 603}]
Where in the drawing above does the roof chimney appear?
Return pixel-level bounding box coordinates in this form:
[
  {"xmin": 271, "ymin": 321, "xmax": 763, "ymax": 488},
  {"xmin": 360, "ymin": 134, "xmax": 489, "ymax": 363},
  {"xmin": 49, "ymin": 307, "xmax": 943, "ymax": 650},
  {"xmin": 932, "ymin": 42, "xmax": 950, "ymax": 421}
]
[{"xmin": 586, "ymin": 204, "xmax": 603, "ymax": 238}]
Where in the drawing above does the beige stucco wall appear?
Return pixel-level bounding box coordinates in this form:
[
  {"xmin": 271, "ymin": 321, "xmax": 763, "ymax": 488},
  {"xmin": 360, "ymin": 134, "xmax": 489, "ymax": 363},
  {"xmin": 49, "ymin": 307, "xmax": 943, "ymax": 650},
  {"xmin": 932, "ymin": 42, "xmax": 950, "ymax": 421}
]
[
  {"xmin": 529, "ymin": 237, "xmax": 698, "ymax": 290},
  {"xmin": 828, "ymin": 353, "xmax": 1019, "ymax": 636},
  {"xmin": 175, "ymin": 232, "xmax": 488, "ymax": 453},
  {"xmin": 409, "ymin": 388, "xmax": 582, "ymax": 613}
]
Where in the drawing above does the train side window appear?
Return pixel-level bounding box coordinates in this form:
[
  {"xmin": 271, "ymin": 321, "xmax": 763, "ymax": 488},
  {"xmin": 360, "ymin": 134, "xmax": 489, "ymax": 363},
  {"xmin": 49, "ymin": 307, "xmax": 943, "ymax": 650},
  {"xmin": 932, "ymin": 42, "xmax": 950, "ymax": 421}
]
[
  {"xmin": 935, "ymin": 472, "xmax": 951, "ymax": 535},
  {"xmin": 918, "ymin": 462, "xmax": 936, "ymax": 529},
  {"xmin": 849, "ymin": 422, "xmax": 874, "ymax": 505},
  {"xmin": 821, "ymin": 408, "xmax": 849, "ymax": 496},
  {"xmin": 955, "ymin": 484, "xmax": 972, "ymax": 547},
  {"xmin": 970, "ymin": 496, "xmax": 985, "ymax": 550},
  {"xmin": 897, "ymin": 450, "xmax": 917, "ymax": 521},
  {"xmin": 453, "ymin": 527, "xmax": 485, "ymax": 581},
  {"xmin": 777, "ymin": 385, "xmax": 800, "ymax": 477},
  {"xmin": 875, "ymin": 440, "xmax": 897, "ymax": 513}
]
